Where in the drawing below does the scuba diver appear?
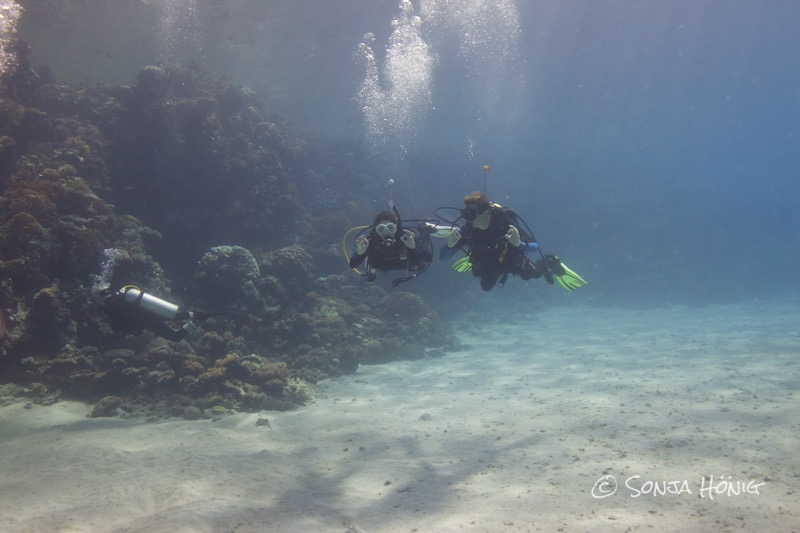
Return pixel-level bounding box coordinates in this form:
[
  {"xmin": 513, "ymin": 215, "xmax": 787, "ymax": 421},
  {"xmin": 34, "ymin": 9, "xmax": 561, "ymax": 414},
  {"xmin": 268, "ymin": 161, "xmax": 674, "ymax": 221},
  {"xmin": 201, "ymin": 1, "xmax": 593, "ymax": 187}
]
[
  {"xmin": 346, "ymin": 205, "xmax": 444, "ymax": 287},
  {"xmin": 441, "ymin": 191, "xmax": 587, "ymax": 292},
  {"xmin": 97, "ymin": 285, "xmax": 207, "ymax": 342}
]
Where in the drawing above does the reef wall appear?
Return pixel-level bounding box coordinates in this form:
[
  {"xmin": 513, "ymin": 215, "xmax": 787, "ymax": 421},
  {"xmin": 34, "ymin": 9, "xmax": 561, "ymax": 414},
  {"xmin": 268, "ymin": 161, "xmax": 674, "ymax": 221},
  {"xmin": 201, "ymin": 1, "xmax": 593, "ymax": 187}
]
[{"xmin": 0, "ymin": 41, "xmax": 459, "ymax": 418}]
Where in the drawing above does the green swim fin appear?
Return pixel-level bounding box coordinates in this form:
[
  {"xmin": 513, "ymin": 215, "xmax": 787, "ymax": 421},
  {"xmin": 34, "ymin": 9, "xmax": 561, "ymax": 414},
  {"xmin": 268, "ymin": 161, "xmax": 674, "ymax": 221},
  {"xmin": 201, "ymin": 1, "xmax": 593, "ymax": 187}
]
[
  {"xmin": 546, "ymin": 256, "xmax": 587, "ymax": 292},
  {"xmin": 452, "ymin": 255, "xmax": 472, "ymax": 272}
]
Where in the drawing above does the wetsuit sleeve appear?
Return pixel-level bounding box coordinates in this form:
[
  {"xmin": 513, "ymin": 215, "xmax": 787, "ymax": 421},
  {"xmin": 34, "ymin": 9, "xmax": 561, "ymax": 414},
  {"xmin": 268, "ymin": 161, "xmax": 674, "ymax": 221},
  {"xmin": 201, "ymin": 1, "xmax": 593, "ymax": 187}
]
[
  {"xmin": 350, "ymin": 234, "xmax": 373, "ymax": 268},
  {"xmin": 349, "ymin": 252, "xmax": 367, "ymax": 268},
  {"xmin": 453, "ymin": 224, "xmax": 470, "ymax": 248}
]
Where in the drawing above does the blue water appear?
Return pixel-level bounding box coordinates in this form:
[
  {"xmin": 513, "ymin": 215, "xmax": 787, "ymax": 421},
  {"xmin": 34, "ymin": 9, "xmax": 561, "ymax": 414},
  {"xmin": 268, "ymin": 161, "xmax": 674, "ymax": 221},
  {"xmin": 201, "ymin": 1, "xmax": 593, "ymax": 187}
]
[{"xmin": 16, "ymin": 0, "xmax": 800, "ymax": 306}]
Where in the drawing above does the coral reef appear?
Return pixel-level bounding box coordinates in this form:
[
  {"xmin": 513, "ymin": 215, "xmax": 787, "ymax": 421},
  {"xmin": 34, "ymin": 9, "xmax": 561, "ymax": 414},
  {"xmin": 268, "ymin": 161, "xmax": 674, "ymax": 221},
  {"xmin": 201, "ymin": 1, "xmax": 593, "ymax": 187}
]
[
  {"xmin": 0, "ymin": 43, "xmax": 458, "ymax": 418},
  {"xmin": 259, "ymin": 244, "xmax": 314, "ymax": 297},
  {"xmin": 90, "ymin": 395, "xmax": 124, "ymax": 418},
  {"xmin": 193, "ymin": 245, "xmax": 264, "ymax": 313}
]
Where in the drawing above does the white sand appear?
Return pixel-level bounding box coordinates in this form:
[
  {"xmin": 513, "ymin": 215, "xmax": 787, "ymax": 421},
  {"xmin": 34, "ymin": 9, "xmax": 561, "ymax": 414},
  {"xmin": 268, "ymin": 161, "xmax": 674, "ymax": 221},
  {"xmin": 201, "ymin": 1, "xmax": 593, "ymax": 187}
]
[{"xmin": 1, "ymin": 298, "xmax": 798, "ymax": 532}]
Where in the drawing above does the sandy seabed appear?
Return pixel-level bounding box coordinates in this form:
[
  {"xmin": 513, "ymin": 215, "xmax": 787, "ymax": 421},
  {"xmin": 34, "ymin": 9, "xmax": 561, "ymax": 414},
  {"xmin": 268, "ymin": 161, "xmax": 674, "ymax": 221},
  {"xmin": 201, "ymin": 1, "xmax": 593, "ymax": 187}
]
[{"xmin": 1, "ymin": 297, "xmax": 798, "ymax": 532}]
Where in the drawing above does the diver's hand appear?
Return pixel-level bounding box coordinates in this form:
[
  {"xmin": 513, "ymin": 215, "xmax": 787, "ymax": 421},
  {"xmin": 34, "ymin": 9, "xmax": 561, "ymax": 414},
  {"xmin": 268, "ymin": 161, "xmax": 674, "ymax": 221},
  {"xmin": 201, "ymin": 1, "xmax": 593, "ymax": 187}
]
[
  {"xmin": 505, "ymin": 225, "xmax": 521, "ymax": 247},
  {"xmin": 400, "ymin": 229, "xmax": 416, "ymax": 249},
  {"xmin": 544, "ymin": 254, "xmax": 566, "ymax": 276},
  {"xmin": 446, "ymin": 227, "xmax": 461, "ymax": 248},
  {"xmin": 355, "ymin": 235, "xmax": 369, "ymax": 255}
]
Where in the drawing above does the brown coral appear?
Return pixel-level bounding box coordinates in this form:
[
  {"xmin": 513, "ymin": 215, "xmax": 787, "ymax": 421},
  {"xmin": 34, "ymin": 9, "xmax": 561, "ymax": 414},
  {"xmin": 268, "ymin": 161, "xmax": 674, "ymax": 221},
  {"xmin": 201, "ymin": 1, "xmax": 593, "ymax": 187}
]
[
  {"xmin": 255, "ymin": 361, "xmax": 289, "ymax": 391},
  {"xmin": 198, "ymin": 366, "xmax": 226, "ymax": 385},
  {"xmin": 90, "ymin": 395, "xmax": 123, "ymax": 418},
  {"xmin": 215, "ymin": 353, "xmax": 240, "ymax": 368},
  {"xmin": 262, "ymin": 245, "xmax": 313, "ymax": 282},
  {"xmin": 0, "ymin": 136, "xmax": 18, "ymax": 181},
  {"xmin": 382, "ymin": 291, "xmax": 434, "ymax": 321},
  {"xmin": 181, "ymin": 356, "xmax": 206, "ymax": 377},
  {"xmin": 25, "ymin": 285, "xmax": 76, "ymax": 351}
]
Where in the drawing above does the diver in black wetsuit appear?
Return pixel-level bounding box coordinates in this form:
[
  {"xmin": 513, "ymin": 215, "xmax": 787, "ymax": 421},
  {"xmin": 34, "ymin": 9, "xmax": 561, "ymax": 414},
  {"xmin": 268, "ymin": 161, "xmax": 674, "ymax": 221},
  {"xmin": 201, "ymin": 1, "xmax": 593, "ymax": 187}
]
[
  {"xmin": 349, "ymin": 209, "xmax": 433, "ymax": 286},
  {"xmin": 98, "ymin": 285, "xmax": 206, "ymax": 341},
  {"xmin": 445, "ymin": 191, "xmax": 558, "ymax": 291}
]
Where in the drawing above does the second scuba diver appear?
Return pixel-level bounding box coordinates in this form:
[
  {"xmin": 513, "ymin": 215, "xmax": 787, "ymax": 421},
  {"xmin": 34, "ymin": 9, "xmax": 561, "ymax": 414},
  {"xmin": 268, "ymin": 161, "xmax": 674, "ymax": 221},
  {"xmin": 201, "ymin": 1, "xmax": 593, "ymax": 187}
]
[
  {"xmin": 348, "ymin": 208, "xmax": 434, "ymax": 286},
  {"xmin": 443, "ymin": 191, "xmax": 587, "ymax": 292},
  {"xmin": 97, "ymin": 285, "xmax": 208, "ymax": 342}
]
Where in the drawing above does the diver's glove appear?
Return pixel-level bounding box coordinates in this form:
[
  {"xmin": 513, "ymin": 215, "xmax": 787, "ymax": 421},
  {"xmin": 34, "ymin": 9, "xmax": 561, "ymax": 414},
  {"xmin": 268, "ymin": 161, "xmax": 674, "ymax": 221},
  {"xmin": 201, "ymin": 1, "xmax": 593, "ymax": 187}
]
[
  {"xmin": 400, "ymin": 229, "xmax": 416, "ymax": 249},
  {"xmin": 355, "ymin": 235, "xmax": 369, "ymax": 255},
  {"xmin": 446, "ymin": 227, "xmax": 461, "ymax": 248},
  {"xmin": 545, "ymin": 255, "xmax": 588, "ymax": 292},
  {"xmin": 504, "ymin": 225, "xmax": 521, "ymax": 247}
]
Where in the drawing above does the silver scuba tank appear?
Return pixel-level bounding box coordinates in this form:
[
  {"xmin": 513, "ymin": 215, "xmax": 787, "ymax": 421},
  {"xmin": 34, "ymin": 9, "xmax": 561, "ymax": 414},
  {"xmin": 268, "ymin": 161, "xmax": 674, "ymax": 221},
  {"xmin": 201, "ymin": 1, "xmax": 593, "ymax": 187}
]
[
  {"xmin": 121, "ymin": 286, "xmax": 182, "ymax": 320},
  {"xmin": 421, "ymin": 222, "xmax": 456, "ymax": 238}
]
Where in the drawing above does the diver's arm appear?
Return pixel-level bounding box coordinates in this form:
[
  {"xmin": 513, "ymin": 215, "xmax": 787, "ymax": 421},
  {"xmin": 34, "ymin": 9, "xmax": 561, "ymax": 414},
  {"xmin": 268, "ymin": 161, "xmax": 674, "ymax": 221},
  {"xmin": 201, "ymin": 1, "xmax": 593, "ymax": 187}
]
[
  {"xmin": 349, "ymin": 252, "xmax": 367, "ymax": 268},
  {"xmin": 504, "ymin": 225, "xmax": 522, "ymax": 247},
  {"xmin": 400, "ymin": 229, "xmax": 415, "ymax": 249},
  {"xmin": 504, "ymin": 209, "xmax": 533, "ymax": 242},
  {"xmin": 446, "ymin": 227, "xmax": 464, "ymax": 248},
  {"xmin": 349, "ymin": 235, "xmax": 369, "ymax": 268}
]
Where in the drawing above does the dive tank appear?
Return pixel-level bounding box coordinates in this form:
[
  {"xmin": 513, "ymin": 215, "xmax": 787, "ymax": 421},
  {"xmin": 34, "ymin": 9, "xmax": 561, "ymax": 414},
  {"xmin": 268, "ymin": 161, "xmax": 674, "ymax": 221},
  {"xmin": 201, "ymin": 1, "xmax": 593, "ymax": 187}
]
[
  {"xmin": 121, "ymin": 286, "xmax": 186, "ymax": 321},
  {"xmin": 421, "ymin": 222, "xmax": 456, "ymax": 238}
]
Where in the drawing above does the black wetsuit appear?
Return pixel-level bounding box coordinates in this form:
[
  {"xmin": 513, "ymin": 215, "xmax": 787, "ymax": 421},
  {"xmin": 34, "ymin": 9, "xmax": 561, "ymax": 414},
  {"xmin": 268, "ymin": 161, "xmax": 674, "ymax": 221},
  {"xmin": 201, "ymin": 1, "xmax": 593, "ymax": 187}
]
[
  {"xmin": 456, "ymin": 206, "xmax": 545, "ymax": 291},
  {"xmin": 349, "ymin": 229, "xmax": 432, "ymax": 281}
]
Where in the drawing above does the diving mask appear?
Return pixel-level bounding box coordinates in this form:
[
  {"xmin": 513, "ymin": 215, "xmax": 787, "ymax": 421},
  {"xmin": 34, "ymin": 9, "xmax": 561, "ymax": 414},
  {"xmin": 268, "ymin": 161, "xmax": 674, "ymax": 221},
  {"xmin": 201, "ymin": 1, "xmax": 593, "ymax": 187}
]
[
  {"xmin": 375, "ymin": 222, "xmax": 397, "ymax": 237},
  {"xmin": 461, "ymin": 205, "xmax": 487, "ymax": 222}
]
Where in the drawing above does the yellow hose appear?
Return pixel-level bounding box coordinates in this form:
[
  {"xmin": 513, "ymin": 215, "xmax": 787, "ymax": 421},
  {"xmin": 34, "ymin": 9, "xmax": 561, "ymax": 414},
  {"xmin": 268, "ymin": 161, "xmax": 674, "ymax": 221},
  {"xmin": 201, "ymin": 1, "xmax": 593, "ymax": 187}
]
[{"xmin": 342, "ymin": 226, "xmax": 370, "ymax": 276}]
